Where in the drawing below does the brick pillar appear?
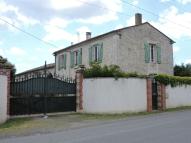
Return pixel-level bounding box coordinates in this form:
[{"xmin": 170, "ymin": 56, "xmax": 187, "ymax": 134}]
[
  {"xmin": 146, "ymin": 78, "xmax": 152, "ymax": 112},
  {"xmin": 76, "ymin": 69, "xmax": 84, "ymax": 112},
  {"xmin": 0, "ymin": 68, "xmax": 11, "ymax": 116},
  {"xmin": 157, "ymin": 82, "xmax": 162, "ymax": 110},
  {"xmin": 157, "ymin": 82, "xmax": 166, "ymax": 111},
  {"xmin": 161, "ymin": 84, "xmax": 166, "ymax": 110}
]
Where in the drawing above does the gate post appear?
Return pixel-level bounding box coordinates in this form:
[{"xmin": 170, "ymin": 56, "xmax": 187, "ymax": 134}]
[
  {"xmin": 157, "ymin": 83, "xmax": 166, "ymax": 111},
  {"xmin": 76, "ymin": 66, "xmax": 85, "ymax": 112},
  {"xmin": 0, "ymin": 67, "xmax": 11, "ymax": 122},
  {"xmin": 146, "ymin": 77, "xmax": 152, "ymax": 112}
]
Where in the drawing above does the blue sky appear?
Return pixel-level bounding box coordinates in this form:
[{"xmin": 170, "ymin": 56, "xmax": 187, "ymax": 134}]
[{"xmin": 0, "ymin": 0, "xmax": 191, "ymax": 73}]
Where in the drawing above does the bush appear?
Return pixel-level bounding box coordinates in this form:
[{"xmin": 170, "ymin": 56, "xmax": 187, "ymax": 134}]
[
  {"xmin": 84, "ymin": 63, "xmax": 145, "ymax": 79},
  {"xmin": 154, "ymin": 74, "xmax": 191, "ymax": 87}
]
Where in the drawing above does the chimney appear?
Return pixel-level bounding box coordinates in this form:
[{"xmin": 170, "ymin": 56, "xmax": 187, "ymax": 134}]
[
  {"xmin": 86, "ymin": 32, "xmax": 91, "ymax": 40},
  {"xmin": 135, "ymin": 13, "xmax": 142, "ymax": 25}
]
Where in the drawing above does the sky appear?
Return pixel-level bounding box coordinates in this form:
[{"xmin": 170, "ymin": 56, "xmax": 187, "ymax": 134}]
[{"xmin": 0, "ymin": 0, "xmax": 191, "ymax": 73}]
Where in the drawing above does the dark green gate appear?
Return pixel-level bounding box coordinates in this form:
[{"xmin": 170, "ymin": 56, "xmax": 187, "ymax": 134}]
[
  {"xmin": 152, "ymin": 79, "xmax": 158, "ymax": 110},
  {"xmin": 10, "ymin": 75, "xmax": 76, "ymax": 115}
]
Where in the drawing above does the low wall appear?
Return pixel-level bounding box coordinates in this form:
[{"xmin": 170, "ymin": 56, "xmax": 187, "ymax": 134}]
[
  {"xmin": 83, "ymin": 78, "xmax": 147, "ymax": 113},
  {"xmin": 166, "ymin": 85, "xmax": 191, "ymax": 108},
  {"xmin": 0, "ymin": 75, "xmax": 8, "ymax": 123}
]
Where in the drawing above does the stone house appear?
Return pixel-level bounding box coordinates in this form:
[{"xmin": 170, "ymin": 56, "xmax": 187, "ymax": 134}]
[{"xmin": 54, "ymin": 13, "xmax": 174, "ymax": 78}]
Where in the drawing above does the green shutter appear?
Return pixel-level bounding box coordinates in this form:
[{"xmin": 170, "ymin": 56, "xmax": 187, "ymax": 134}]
[
  {"xmin": 98, "ymin": 43, "xmax": 103, "ymax": 62},
  {"xmin": 63, "ymin": 53, "xmax": 67, "ymax": 69},
  {"xmin": 156, "ymin": 44, "xmax": 161, "ymax": 64},
  {"xmin": 78, "ymin": 48, "xmax": 82, "ymax": 65},
  {"xmin": 144, "ymin": 42, "xmax": 150, "ymax": 63},
  {"xmin": 89, "ymin": 46, "xmax": 92, "ymax": 64},
  {"xmin": 70, "ymin": 51, "xmax": 74, "ymax": 68}
]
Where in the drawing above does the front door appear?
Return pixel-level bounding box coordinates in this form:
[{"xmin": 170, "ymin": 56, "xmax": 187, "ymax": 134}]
[{"xmin": 152, "ymin": 79, "xmax": 158, "ymax": 110}]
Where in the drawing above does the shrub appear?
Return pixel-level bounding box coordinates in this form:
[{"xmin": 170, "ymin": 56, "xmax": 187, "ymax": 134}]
[
  {"xmin": 154, "ymin": 74, "xmax": 191, "ymax": 87},
  {"xmin": 84, "ymin": 63, "xmax": 145, "ymax": 79}
]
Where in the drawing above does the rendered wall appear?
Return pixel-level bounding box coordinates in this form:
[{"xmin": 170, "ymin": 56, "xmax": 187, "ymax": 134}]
[
  {"xmin": 83, "ymin": 78, "xmax": 147, "ymax": 113},
  {"xmin": 166, "ymin": 85, "xmax": 191, "ymax": 108},
  {"xmin": 0, "ymin": 75, "xmax": 8, "ymax": 124}
]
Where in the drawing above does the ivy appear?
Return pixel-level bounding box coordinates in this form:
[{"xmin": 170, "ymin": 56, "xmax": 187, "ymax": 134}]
[
  {"xmin": 154, "ymin": 74, "xmax": 191, "ymax": 87},
  {"xmin": 84, "ymin": 63, "xmax": 146, "ymax": 79}
]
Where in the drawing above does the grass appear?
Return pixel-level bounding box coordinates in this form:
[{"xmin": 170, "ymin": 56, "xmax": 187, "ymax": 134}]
[
  {"xmin": 76, "ymin": 111, "xmax": 156, "ymax": 120},
  {"xmin": 0, "ymin": 117, "xmax": 31, "ymax": 129},
  {"xmin": 1, "ymin": 106, "xmax": 191, "ymax": 136},
  {"xmin": 165, "ymin": 106, "xmax": 191, "ymax": 112}
]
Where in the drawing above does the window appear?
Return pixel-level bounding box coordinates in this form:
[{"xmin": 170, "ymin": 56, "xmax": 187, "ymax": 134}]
[
  {"xmin": 70, "ymin": 48, "xmax": 82, "ymax": 68},
  {"xmin": 74, "ymin": 51, "xmax": 79, "ymax": 65},
  {"xmin": 144, "ymin": 42, "xmax": 161, "ymax": 64},
  {"xmin": 58, "ymin": 53, "xmax": 67, "ymax": 70},
  {"xmin": 150, "ymin": 44, "xmax": 156, "ymax": 63},
  {"xmin": 89, "ymin": 43, "xmax": 103, "ymax": 64}
]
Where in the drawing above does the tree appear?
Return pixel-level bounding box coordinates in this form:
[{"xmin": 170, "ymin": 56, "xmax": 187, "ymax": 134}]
[
  {"xmin": 174, "ymin": 63, "xmax": 191, "ymax": 76},
  {"xmin": 0, "ymin": 56, "xmax": 16, "ymax": 77}
]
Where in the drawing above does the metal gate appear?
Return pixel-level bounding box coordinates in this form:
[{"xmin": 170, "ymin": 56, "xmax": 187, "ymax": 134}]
[
  {"xmin": 152, "ymin": 79, "xmax": 158, "ymax": 110},
  {"xmin": 10, "ymin": 74, "xmax": 76, "ymax": 115}
]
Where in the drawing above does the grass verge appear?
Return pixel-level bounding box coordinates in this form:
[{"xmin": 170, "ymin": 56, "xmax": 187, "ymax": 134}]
[{"xmin": 0, "ymin": 118, "xmax": 31, "ymax": 129}]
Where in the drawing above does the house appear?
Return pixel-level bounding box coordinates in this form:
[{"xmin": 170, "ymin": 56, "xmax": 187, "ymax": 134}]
[
  {"xmin": 53, "ymin": 13, "xmax": 174, "ymax": 78},
  {"xmin": 15, "ymin": 63, "xmax": 55, "ymax": 80}
]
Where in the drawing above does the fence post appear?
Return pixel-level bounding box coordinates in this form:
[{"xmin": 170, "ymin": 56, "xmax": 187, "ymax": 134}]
[{"xmin": 76, "ymin": 66, "xmax": 85, "ymax": 112}]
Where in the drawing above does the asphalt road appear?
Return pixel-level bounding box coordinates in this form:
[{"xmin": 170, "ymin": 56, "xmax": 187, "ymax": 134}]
[{"xmin": 1, "ymin": 110, "xmax": 191, "ymax": 143}]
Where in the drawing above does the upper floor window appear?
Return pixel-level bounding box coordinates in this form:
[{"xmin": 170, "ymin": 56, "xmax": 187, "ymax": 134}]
[
  {"xmin": 58, "ymin": 53, "xmax": 67, "ymax": 70},
  {"xmin": 70, "ymin": 48, "xmax": 82, "ymax": 68},
  {"xmin": 144, "ymin": 42, "xmax": 161, "ymax": 64},
  {"xmin": 89, "ymin": 43, "xmax": 103, "ymax": 64},
  {"xmin": 150, "ymin": 43, "xmax": 156, "ymax": 63}
]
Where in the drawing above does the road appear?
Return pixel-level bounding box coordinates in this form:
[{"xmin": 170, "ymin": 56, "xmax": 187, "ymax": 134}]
[{"xmin": 1, "ymin": 110, "xmax": 191, "ymax": 143}]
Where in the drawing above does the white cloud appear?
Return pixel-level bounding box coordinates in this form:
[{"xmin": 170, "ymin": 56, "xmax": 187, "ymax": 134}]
[
  {"xmin": 9, "ymin": 47, "xmax": 26, "ymax": 56},
  {"xmin": 50, "ymin": 0, "xmax": 84, "ymax": 10},
  {"xmin": 173, "ymin": 47, "xmax": 180, "ymax": 53},
  {"xmin": 115, "ymin": 24, "xmax": 124, "ymax": 30},
  {"xmin": 185, "ymin": 59, "xmax": 191, "ymax": 64},
  {"xmin": 150, "ymin": 6, "xmax": 191, "ymax": 39},
  {"xmin": 43, "ymin": 25, "xmax": 77, "ymax": 42},
  {"xmin": 132, "ymin": 0, "xmax": 139, "ymax": 5},
  {"xmin": 178, "ymin": 0, "xmax": 191, "ymax": 4},
  {"xmin": 43, "ymin": 18, "xmax": 91, "ymax": 43},
  {"xmin": 0, "ymin": 48, "xmax": 5, "ymax": 55},
  {"xmin": 0, "ymin": 0, "xmax": 39, "ymax": 30},
  {"xmin": 77, "ymin": 0, "xmax": 122, "ymax": 24},
  {"xmin": 48, "ymin": 17, "xmax": 69, "ymax": 28},
  {"xmin": 160, "ymin": 0, "xmax": 171, "ymax": 2}
]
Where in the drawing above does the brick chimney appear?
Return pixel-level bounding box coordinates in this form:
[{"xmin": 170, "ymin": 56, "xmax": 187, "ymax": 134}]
[
  {"xmin": 135, "ymin": 13, "xmax": 142, "ymax": 25},
  {"xmin": 86, "ymin": 32, "xmax": 91, "ymax": 40}
]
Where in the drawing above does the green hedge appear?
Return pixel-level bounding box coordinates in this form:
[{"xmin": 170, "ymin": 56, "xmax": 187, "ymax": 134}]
[
  {"xmin": 84, "ymin": 63, "xmax": 146, "ymax": 79},
  {"xmin": 84, "ymin": 63, "xmax": 191, "ymax": 87},
  {"xmin": 154, "ymin": 74, "xmax": 191, "ymax": 87}
]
